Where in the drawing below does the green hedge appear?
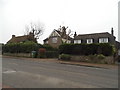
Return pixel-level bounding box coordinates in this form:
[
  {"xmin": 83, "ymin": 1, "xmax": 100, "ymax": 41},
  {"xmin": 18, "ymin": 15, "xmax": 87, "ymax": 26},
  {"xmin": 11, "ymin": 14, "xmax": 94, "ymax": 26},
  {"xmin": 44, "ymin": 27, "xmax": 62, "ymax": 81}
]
[
  {"xmin": 46, "ymin": 51, "xmax": 59, "ymax": 58},
  {"xmin": 59, "ymin": 43, "xmax": 114, "ymax": 56},
  {"xmin": 43, "ymin": 44, "xmax": 58, "ymax": 51},
  {"xmin": 2, "ymin": 41, "xmax": 40, "ymax": 53},
  {"xmin": 2, "ymin": 42, "xmax": 59, "ymax": 58}
]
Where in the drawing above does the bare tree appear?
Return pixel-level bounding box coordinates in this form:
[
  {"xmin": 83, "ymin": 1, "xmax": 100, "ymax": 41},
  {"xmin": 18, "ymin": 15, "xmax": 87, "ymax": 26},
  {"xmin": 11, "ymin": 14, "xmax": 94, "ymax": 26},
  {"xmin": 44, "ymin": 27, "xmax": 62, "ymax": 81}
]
[
  {"xmin": 58, "ymin": 26, "xmax": 73, "ymax": 43},
  {"xmin": 24, "ymin": 22, "xmax": 44, "ymax": 39},
  {"xmin": 65, "ymin": 28, "xmax": 73, "ymax": 43}
]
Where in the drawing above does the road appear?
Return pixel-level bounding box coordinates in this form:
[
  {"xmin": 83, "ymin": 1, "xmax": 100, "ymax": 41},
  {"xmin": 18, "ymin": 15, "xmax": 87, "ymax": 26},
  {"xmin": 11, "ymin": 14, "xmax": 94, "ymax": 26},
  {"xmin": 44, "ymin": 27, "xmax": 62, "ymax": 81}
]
[{"xmin": 2, "ymin": 57, "xmax": 118, "ymax": 88}]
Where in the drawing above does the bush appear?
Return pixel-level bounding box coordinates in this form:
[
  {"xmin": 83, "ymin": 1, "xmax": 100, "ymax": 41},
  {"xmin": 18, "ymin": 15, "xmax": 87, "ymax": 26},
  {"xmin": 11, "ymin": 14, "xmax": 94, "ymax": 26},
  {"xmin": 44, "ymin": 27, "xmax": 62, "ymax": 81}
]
[
  {"xmin": 97, "ymin": 54, "xmax": 105, "ymax": 59},
  {"xmin": 46, "ymin": 51, "xmax": 59, "ymax": 58},
  {"xmin": 88, "ymin": 55, "xmax": 96, "ymax": 60},
  {"xmin": 59, "ymin": 43, "xmax": 114, "ymax": 56},
  {"xmin": 3, "ymin": 41, "xmax": 39, "ymax": 53},
  {"xmin": 43, "ymin": 44, "xmax": 58, "ymax": 51},
  {"xmin": 59, "ymin": 54, "xmax": 71, "ymax": 61},
  {"xmin": 98, "ymin": 43, "xmax": 114, "ymax": 56},
  {"xmin": 38, "ymin": 48, "xmax": 46, "ymax": 58}
]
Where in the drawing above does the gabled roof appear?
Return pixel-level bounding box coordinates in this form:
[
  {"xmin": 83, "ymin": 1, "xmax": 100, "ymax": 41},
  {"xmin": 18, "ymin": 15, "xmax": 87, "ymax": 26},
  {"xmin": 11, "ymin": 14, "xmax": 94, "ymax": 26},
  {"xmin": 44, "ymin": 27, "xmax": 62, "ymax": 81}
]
[
  {"xmin": 74, "ymin": 32, "xmax": 115, "ymax": 39},
  {"xmin": 43, "ymin": 29, "xmax": 72, "ymax": 41}
]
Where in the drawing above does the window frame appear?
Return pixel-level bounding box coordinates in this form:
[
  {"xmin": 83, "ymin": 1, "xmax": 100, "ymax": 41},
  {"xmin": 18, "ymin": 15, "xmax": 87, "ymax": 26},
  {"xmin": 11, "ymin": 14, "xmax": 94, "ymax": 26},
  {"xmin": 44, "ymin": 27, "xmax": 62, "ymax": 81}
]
[
  {"xmin": 52, "ymin": 37, "xmax": 58, "ymax": 43},
  {"xmin": 87, "ymin": 39, "xmax": 93, "ymax": 44},
  {"xmin": 74, "ymin": 40, "xmax": 82, "ymax": 44},
  {"xmin": 99, "ymin": 38, "xmax": 109, "ymax": 43}
]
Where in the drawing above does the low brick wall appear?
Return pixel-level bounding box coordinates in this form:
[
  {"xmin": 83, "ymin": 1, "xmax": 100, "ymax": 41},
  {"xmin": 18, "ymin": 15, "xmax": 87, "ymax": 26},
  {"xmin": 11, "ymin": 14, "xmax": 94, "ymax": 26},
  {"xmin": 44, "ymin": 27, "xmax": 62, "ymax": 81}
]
[
  {"xmin": 3, "ymin": 53, "xmax": 31, "ymax": 58},
  {"xmin": 70, "ymin": 55, "xmax": 115, "ymax": 64}
]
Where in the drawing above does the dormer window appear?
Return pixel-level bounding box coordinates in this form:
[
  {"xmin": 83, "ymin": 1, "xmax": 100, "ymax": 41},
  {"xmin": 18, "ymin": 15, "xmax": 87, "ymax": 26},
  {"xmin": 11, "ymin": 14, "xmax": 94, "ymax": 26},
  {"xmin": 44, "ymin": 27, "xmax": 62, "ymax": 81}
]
[
  {"xmin": 74, "ymin": 40, "xmax": 81, "ymax": 44},
  {"xmin": 99, "ymin": 38, "xmax": 108, "ymax": 43},
  {"xmin": 87, "ymin": 39, "xmax": 93, "ymax": 44}
]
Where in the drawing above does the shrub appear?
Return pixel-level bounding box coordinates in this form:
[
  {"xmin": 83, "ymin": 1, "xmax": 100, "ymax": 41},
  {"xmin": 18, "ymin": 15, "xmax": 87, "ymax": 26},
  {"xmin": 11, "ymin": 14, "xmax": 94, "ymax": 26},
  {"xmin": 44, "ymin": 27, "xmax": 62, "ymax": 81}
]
[
  {"xmin": 97, "ymin": 54, "xmax": 106, "ymax": 59},
  {"xmin": 88, "ymin": 55, "xmax": 96, "ymax": 60},
  {"xmin": 2, "ymin": 41, "xmax": 40, "ymax": 53},
  {"xmin": 59, "ymin": 43, "xmax": 114, "ymax": 56},
  {"xmin": 43, "ymin": 44, "xmax": 58, "ymax": 51},
  {"xmin": 59, "ymin": 54, "xmax": 71, "ymax": 61},
  {"xmin": 38, "ymin": 48, "xmax": 46, "ymax": 58},
  {"xmin": 46, "ymin": 51, "xmax": 59, "ymax": 58},
  {"xmin": 98, "ymin": 43, "xmax": 114, "ymax": 56}
]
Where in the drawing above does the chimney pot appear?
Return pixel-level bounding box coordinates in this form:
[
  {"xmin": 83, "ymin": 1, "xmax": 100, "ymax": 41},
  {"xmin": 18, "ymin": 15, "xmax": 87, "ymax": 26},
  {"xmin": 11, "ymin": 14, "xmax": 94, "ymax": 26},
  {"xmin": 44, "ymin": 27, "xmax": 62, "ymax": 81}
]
[
  {"xmin": 12, "ymin": 35, "xmax": 15, "ymax": 38},
  {"xmin": 111, "ymin": 27, "xmax": 114, "ymax": 35}
]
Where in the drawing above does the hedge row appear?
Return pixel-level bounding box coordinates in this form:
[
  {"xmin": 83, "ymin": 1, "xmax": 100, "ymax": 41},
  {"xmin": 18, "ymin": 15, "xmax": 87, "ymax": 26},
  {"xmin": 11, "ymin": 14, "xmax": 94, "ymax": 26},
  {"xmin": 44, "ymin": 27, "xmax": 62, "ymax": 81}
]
[
  {"xmin": 2, "ymin": 42, "xmax": 57, "ymax": 53},
  {"xmin": 59, "ymin": 43, "xmax": 115, "ymax": 56},
  {"xmin": 3, "ymin": 41, "xmax": 39, "ymax": 53}
]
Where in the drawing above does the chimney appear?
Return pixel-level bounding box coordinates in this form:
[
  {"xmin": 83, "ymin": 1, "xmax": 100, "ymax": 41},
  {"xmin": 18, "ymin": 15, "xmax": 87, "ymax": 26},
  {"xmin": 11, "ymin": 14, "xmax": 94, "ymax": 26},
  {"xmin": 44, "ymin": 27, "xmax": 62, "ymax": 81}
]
[
  {"xmin": 74, "ymin": 32, "xmax": 77, "ymax": 37},
  {"xmin": 111, "ymin": 27, "xmax": 114, "ymax": 36},
  {"xmin": 12, "ymin": 35, "xmax": 15, "ymax": 38}
]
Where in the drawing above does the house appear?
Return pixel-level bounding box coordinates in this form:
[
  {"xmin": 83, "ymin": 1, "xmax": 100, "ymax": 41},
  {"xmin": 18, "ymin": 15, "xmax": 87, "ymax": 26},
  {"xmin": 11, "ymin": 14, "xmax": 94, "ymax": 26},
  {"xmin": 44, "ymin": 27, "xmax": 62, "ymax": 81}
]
[
  {"xmin": 73, "ymin": 28, "xmax": 120, "ymax": 52},
  {"xmin": 7, "ymin": 32, "xmax": 37, "ymax": 44},
  {"xmin": 43, "ymin": 26, "xmax": 72, "ymax": 48}
]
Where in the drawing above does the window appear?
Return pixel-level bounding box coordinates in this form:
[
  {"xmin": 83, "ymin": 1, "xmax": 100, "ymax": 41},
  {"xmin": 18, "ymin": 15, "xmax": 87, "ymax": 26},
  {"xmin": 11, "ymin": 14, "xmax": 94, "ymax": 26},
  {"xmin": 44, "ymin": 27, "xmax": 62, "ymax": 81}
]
[
  {"xmin": 99, "ymin": 38, "xmax": 108, "ymax": 43},
  {"xmin": 46, "ymin": 41, "xmax": 48, "ymax": 44},
  {"xmin": 52, "ymin": 37, "xmax": 57, "ymax": 43},
  {"xmin": 87, "ymin": 39, "xmax": 93, "ymax": 44},
  {"xmin": 74, "ymin": 40, "xmax": 81, "ymax": 44},
  {"xmin": 66, "ymin": 40, "xmax": 71, "ymax": 44}
]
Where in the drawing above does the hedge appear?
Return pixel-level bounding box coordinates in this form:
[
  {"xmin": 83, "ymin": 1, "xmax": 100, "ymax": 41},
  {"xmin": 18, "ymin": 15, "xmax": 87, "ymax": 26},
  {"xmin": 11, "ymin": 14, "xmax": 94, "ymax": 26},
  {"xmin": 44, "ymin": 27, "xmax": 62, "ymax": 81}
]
[
  {"xmin": 2, "ymin": 41, "xmax": 40, "ymax": 53},
  {"xmin": 59, "ymin": 43, "xmax": 115, "ymax": 56},
  {"xmin": 2, "ymin": 42, "xmax": 59, "ymax": 58}
]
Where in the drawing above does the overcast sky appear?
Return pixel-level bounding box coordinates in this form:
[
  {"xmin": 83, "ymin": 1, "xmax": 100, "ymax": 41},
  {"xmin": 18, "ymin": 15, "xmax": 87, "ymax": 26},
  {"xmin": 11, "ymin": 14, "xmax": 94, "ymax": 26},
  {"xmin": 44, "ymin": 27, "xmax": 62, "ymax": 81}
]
[{"xmin": 0, "ymin": 0, "xmax": 119, "ymax": 44}]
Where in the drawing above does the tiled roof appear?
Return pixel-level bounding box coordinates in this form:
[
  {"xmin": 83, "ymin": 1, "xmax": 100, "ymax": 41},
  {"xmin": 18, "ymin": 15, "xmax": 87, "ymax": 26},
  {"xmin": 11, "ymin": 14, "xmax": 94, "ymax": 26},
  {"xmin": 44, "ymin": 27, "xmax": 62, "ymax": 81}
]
[
  {"xmin": 74, "ymin": 32, "xmax": 115, "ymax": 39},
  {"xmin": 7, "ymin": 34, "xmax": 35, "ymax": 43}
]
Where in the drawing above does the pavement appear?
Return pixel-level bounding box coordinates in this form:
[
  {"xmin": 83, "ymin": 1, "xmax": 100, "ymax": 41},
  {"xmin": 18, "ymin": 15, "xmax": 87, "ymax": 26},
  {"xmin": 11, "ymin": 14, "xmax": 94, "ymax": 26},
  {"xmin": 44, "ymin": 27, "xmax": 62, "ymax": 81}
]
[{"xmin": 2, "ymin": 55, "xmax": 118, "ymax": 69}]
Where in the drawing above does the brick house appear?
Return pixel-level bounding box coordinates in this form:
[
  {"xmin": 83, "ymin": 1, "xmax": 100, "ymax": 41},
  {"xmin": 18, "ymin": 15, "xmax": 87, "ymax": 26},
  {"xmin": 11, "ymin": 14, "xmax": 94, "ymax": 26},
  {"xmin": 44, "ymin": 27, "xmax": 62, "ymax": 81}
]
[
  {"xmin": 7, "ymin": 32, "xmax": 37, "ymax": 43},
  {"xmin": 43, "ymin": 26, "xmax": 72, "ymax": 48}
]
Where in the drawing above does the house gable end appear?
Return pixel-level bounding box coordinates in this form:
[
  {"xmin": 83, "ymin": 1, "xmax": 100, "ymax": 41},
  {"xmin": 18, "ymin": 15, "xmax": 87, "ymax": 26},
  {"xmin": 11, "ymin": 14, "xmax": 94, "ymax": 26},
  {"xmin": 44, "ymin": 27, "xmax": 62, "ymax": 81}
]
[{"xmin": 49, "ymin": 30, "xmax": 61, "ymax": 38}]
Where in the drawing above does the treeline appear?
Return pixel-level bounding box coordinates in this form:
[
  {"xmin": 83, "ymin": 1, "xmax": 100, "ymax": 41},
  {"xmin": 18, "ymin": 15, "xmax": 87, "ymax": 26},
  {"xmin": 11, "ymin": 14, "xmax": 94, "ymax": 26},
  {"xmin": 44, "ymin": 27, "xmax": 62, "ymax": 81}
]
[{"xmin": 59, "ymin": 43, "xmax": 115, "ymax": 56}]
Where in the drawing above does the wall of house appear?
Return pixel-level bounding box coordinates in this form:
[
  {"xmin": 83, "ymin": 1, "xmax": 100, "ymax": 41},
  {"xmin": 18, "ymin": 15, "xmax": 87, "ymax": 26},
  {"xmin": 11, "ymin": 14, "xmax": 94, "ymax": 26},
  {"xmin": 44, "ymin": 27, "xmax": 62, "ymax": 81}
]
[{"xmin": 48, "ymin": 36, "xmax": 62, "ymax": 48}]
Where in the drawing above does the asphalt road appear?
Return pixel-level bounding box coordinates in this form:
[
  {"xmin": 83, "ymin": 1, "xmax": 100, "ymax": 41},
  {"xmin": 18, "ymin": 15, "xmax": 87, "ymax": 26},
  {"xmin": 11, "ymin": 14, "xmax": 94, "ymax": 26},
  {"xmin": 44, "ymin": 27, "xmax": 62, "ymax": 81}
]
[{"xmin": 2, "ymin": 57, "xmax": 118, "ymax": 88}]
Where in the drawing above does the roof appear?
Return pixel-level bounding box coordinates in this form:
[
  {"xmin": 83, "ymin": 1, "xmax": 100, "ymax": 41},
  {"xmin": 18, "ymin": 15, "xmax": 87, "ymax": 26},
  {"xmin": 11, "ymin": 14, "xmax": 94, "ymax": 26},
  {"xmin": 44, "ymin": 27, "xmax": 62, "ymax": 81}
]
[
  {"xmin": 43, "ymin": 29, "xmax": 73, "ymax": 41},
  {"xmin": 7, "ymin": 35, "xmax": 28, "ymax": 43},
  {"xmin": 43, "ymin": 38, "xmax": 49, "ymax": 41},
  {"xmin": 7, "ymin": 34, "xmax": 36, "ymax": 43},
  {"xmin": 116, "ymin": 41, "xmax": 120, "ymax": 49},
  {"xmin": 74, "ymin": 32, "xmax": 115, "ymax": 39}
]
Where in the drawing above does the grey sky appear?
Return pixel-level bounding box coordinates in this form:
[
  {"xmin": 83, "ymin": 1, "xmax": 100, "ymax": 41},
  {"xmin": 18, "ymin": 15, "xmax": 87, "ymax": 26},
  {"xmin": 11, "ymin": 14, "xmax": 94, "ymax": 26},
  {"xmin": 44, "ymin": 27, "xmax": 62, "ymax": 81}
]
[{"xmin": 0, "ymin": 0, "xmax": 119, "ymax": 44}]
